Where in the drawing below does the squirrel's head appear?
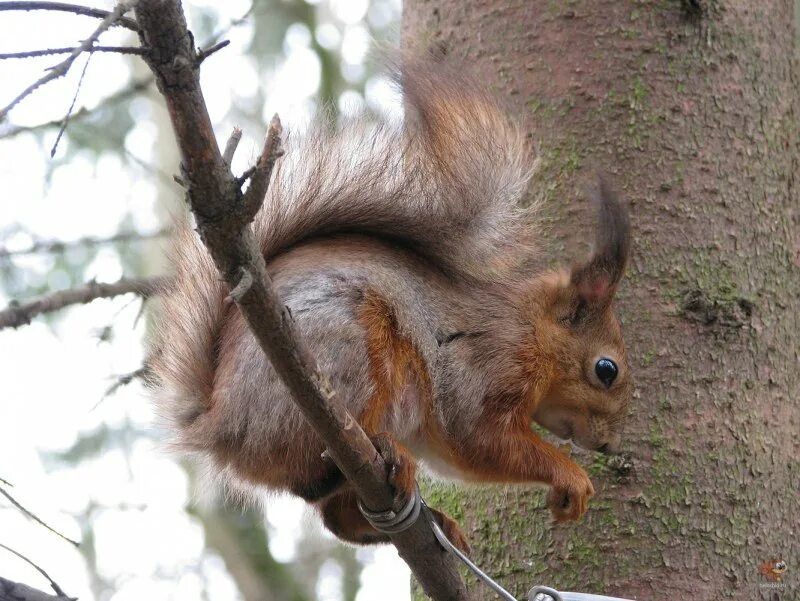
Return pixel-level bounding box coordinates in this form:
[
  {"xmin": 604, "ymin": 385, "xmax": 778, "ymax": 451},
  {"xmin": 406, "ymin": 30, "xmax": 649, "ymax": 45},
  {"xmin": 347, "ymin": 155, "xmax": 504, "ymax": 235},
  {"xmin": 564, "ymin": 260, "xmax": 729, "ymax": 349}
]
[{"xmin": 525, "ymin": 180, "xmax": 632, "ymax": 454}]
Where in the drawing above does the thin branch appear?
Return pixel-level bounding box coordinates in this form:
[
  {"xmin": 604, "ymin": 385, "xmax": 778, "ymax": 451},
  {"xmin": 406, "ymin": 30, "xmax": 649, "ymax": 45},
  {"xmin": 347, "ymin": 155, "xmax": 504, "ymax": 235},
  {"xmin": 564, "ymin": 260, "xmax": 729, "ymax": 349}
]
[
  {"xmin": 0, "ymin": 76, "xmax": 154, "ymax": 139},
  {"xmin": 0, "ymin": 1, "xmax": 139, "ymax": 31},
  {"xmin": 0, "ymin": 545, "xmax": 70, "ymax": 598},
  {"xmin": 203, "ymin": 0, "xmax": 256, "ymax": 46},
  {"xmin": 0, "ymin": 0, "xmax": 251, "ymax": 138},
  {"xmin": 50, "ymin": 52, "xmax": 91, "ymax": 156},
  {"xmin": 221, "ymin": 126, "xmax": 241, "ymax": 166},
  {"xmin": 240, "ymin": 115, "xmax": 284, "ymax": 220},
  {"xmin": 102, "ymin": 365, "xmax": 149, "ymax": 399},
  {"xmin": 194, "ymin": 39, "xmax": 229, "ymax": 65},
  {"xmin": 0, "ymin": 0, "xmax": 139, "ymax": 121},
  {"xmin": 235, "ymin": 165, "xmax": 256, "ymax": 186},
  {"xmin": 0, "ymin": 228, "xmax": 169, "ymax": 259},
  {"xmin": 0, "ymin": 577, "xmax": 67, "ymax": 601},
  {"xmin": 0, "ymin": 487, "xmax": 79, "ymax": 547},
  {"xmin": 89, "ymin": 365, "xmax": 150, "ymax": 411},
  {"xmin": 0, "ymin": 275, "xmax": 169, "ymax": 330},
  {"xmin": 0, "ymin": 45, "xmax": 146, "ymax": 59},
  {"xmin": 134, "ymin": 3, "xmax": 469, "ymax": 599}
]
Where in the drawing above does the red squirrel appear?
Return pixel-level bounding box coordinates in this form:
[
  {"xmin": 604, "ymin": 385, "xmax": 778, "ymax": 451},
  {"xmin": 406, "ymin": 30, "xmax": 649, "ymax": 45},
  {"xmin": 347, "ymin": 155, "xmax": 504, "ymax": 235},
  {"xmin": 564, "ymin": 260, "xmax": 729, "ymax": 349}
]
[{"xmin": 149, "ymin": 59, "xmax": 633, "ymax": 552}]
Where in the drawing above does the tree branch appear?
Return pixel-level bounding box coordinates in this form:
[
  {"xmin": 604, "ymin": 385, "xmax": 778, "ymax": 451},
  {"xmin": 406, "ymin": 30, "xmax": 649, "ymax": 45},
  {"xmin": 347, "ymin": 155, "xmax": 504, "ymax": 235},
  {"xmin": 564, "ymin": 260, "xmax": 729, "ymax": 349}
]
[
  {"xmin": 221, "ymin": 126, "xmax": 241, "ymax": 166},
  {"xmin": 134, "ymin": 1, "xmax": 469, "ymax": 599},
  {"xmin": 0, "ymin": 275, "xmax": 168, "ymax": 330},
  {"xmin": 194, "ymin": 39, "xmax": 229, "ymax": 65},
  {"xmin": 102, "ymin": 365, "xmax": 150, "ymax": 399},
  {"xmin": 0, "ymin": 1, "xmax": 251, "ymax": 138},
  {"xmin": 0, "ymin": 76, "xmax": 154, "ymax": 139},
  {"xmin": 239, "ymin": 115, "xmax": 284, "ymax": 222},
  {"xmin": 0, "ymin": 547, "xmax": 70, "ymax": 599},
  {"xmin": 0, "ymin": 1, "xmax": 140, "ymax": 31},
  {"xmin": 49, "ymin": 52, "xmax": 91, "ymax": 156},
  {"xmin": 0, "ymin": 576, "xmax": 67, "ymax": 601},
  {"xmin": 0, "ymin": 228, "xmax": 169, "ymax": 259},
  {"xmin": 0, "ymin": 0, "xmax": 139, "ymax": 121},
  {"xmin": 0, "ymin": 486, "xmax": 79, "ymax": 547},
  {"xmin": 0, "ymin": 46, "xmax": 146, "ymax": 60}
]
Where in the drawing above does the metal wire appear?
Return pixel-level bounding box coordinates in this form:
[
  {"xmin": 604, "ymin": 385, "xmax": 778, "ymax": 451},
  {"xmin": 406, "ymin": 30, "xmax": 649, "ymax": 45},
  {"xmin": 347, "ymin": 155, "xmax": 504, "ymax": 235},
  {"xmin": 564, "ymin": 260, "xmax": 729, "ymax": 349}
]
[
  {"xmin": 529, "ymin": 586, "xmax": 639, "ymax": 601},
  {"xmin": 421, "ymin": 499, "xmax": 519, "ymax": 601},
  {"xmin": 357, "ymin": 483, "xmax": 421, "ymax": 534},
  {"xmin": 358, "ymin": 481, "xmax": 640, "ymax": 601}
]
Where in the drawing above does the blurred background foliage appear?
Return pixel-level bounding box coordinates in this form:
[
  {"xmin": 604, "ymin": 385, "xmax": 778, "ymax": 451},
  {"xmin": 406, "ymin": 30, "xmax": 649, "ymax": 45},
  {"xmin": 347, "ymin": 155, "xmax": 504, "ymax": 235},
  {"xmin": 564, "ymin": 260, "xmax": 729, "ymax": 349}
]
[{"xmin": 0, "ymin": 1, "xmax": 405, "ymax": 600}]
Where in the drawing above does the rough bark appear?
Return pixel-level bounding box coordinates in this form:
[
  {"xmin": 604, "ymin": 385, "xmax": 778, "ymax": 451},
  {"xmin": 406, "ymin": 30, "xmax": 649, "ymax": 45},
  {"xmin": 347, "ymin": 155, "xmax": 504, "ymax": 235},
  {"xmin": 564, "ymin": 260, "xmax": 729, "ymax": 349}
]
[{"xmin": 404, "ymin": 2, "xmax": 799, "ymax": 599}]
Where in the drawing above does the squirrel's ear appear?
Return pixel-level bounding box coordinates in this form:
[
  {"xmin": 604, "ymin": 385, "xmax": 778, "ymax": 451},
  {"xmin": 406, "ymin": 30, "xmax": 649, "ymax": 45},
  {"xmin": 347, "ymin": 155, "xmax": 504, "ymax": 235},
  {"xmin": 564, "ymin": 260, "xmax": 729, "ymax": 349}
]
[{"xmin": 570, "ymin": 178, "xmax": 631, "ymax": 309}]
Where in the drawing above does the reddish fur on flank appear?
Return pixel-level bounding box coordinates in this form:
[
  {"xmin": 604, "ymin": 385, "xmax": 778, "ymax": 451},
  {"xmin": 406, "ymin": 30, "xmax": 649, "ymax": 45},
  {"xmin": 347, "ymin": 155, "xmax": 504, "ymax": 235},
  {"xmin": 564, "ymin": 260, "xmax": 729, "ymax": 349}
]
[
  {"xmin": 357, "ymin": 291, "xmax": 428, "ymax": 498},
  {"xmin": 358, "ymin": 291, "xmax": 418, "ymax": 434},
  {"xmin": 148, "ymin": 57, "xmax": 632, "ymax": 549}
]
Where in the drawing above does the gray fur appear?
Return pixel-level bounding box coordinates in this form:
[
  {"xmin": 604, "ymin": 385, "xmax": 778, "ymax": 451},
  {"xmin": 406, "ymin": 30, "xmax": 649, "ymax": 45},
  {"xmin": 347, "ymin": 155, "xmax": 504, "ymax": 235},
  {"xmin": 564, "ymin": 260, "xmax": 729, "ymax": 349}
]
[{"xmin": 149, "ymin": 60, "xmax": 537, "ymax": 491}]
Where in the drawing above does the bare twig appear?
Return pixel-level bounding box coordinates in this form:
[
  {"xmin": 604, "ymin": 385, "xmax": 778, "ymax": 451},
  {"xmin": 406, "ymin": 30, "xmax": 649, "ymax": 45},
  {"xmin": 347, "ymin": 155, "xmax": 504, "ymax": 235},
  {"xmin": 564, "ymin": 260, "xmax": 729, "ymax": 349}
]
[
  {"xmin": 89, "ymin": 364, "xmax": 150, "ymax": 411},
  {"xmin": 194, "ymin": 39, "xmax": 229, "ymax": 64},
  {"xmin": 50, "ymin": 52, "xmax": 91, "ymax": 156},
  {"xmin": 0, "ymin": 0, "xmax": 252, "ymax": 138},
  {"xmin": 0, "ymin": 487, "xmax": 79, "ymax": 547},
  {"xmin": 0, "ymin": 275, "xmax": 168, "ymax": 330},
  {"xmin": 221, "ymin": 126, "xmax": 242, "ymax": 166},
  {"xmin": 235, "ymin": 165, "xmax": 256, "ymax": 186},
  {"xmin": 0, "ymin": 1, "xmax": 139, "ymax": 31},
  {"xmin": 0, "ymin": 0, "xmax": 139, "ymax": 121},
  {"xmin": 0, "ymin": 545, "xmax": 70, "ymax": 598},
  {"xmin": 0, "ymin": 76, "xmax": 154, "ymax": 139},
  {"xmin": 240, "ymin": 115, "xmax": 284, "ymax": 220},
  {"xmin": 134, "ymin": 2, "xmax": 469, "ymax": 599},
  {"xmin": 0, "ymin": 228, "xmax": 169, "ymax": 259},
  {"xmin": 102, "ymin": 365, "xmax": 149, "ymax": 399},
  {"xmin": 0, "ymin": 45, "xmax": 146, "ymax": 60},
  {"xmin": 203, "ymin": 0, "xmax": 256, "ymax": 46},
  {"xmin": 0, "ymin": 577, "xmax": 68, "ymax": 601}
]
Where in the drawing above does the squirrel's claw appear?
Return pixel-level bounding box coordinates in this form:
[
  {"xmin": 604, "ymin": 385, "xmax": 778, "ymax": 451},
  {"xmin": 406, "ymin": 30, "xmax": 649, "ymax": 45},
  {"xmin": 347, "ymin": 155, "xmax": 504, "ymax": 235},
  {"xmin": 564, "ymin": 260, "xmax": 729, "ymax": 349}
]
[{"xmin": 547, "ymin": 466, "xmax": 595, "ymax": 522}]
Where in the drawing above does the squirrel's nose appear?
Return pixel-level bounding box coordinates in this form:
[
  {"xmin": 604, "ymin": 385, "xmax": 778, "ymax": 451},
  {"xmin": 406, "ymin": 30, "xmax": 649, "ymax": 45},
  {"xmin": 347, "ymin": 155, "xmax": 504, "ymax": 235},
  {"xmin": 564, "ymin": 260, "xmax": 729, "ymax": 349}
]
[
  {"xmin": 597, "ymin": 432, "xmax": 622, "ymax": 455},
  {"xmin": 596, "ymin": 442, "xmax": 615, "ymax": 455}
]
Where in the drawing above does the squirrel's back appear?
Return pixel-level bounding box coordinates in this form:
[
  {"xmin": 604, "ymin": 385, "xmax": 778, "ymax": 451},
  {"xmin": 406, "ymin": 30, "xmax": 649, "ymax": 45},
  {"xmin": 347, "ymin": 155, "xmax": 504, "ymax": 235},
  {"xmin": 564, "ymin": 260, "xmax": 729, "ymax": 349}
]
[{"xmin": 150, "ymin": 59, "xmax": 536, "ymax": 459}]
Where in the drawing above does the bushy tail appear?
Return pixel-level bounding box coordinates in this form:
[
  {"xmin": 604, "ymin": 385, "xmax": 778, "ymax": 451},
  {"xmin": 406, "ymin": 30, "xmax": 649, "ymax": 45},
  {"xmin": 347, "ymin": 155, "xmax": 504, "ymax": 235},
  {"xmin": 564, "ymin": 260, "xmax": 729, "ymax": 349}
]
[
  {"xmin": 253, "ymin": 58, "xmax": 536, "ymax": 281},
  {"xmin": 150, "ymin": 58, "xmax": 536, "ymax": 433}
]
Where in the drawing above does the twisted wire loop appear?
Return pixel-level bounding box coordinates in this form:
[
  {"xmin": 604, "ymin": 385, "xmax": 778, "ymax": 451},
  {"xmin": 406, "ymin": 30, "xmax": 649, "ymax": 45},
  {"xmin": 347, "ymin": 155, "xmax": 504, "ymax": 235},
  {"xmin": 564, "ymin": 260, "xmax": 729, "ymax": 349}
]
[
  {"xmin": 529, "ymin": 586, "xmax": 564, "ymax": 601},
  {"xmin": 357, "ymin": 480, "xmax": 517, "ymax": 601},
  {"xmin": 357, "ymin": 483, "xmax": 422, "ymax": 534},
  {"xmin": 357, "ymin": 481, "xmax": 639, "ymax": 601}
]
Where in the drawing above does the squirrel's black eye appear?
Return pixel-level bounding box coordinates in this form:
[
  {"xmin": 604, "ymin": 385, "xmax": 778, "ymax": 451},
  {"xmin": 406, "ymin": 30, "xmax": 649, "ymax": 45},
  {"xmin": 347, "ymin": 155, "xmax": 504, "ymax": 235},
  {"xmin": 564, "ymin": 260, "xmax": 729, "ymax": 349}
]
[{"xmin": 595, "ymin": 358, "xmax": 618, "ymax": 388}]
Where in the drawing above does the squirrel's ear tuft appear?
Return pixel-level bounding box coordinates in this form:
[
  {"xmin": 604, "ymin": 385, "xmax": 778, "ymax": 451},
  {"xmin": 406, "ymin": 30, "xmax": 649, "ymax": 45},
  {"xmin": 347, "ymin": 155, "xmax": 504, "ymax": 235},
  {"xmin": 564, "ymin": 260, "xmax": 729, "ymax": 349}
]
[{"xmin": 570, "ymin": 178, "xmax": 631, "ymax": 309}]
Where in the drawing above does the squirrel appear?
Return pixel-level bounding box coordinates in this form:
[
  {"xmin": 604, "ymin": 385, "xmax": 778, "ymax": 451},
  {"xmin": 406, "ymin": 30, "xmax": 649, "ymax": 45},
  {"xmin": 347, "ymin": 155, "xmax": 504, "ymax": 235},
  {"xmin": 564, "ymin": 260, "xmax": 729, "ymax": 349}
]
[{"xmin": 148, "ymin": 58, "xmax": 633, "ymax": 553}]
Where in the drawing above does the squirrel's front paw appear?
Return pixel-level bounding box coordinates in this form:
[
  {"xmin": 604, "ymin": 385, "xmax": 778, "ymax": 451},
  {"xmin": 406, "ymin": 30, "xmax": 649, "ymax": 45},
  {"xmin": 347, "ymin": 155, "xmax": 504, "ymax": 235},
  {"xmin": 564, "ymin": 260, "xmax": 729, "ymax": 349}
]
[
  {"xmin": 547, "ymin": 463, "xmax": 595, "ymax": 522},
  {"xmin": 370, "ymin": 432, "xmax": 416, "ymax": 504}
]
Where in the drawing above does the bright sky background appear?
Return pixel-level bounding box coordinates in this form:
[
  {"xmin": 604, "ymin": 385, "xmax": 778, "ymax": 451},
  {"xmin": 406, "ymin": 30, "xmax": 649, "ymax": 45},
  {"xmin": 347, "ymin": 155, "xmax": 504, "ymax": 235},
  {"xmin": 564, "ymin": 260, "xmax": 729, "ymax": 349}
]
[{"xmin": 0, "ymin": 2, "xmax": 410, "ymax": 600}]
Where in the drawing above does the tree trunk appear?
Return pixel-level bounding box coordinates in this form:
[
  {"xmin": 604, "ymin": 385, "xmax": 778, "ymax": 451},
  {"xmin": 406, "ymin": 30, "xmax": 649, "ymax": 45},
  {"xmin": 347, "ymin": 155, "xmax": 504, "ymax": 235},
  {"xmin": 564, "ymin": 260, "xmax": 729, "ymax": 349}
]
[{"xmin": 404, "ymin": 2, "xmax": 799, "ymax": 599}]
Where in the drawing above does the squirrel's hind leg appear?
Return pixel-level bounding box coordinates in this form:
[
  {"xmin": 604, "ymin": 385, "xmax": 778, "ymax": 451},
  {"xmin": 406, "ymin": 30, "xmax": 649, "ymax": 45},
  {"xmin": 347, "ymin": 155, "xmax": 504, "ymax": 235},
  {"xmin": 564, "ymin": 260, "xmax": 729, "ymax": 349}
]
[
  {"xmin": 318, "ymin": 487, "xmax": 471, "ymax": 553},
  {"xmin": 320, "ymin": 488, "xmax": 391, "ymax": 545},
  {"xmin": 318, "ymin": 433, "xmax": 471, "ymax": 553},
  {"xmin": 289, "ymin": 455, "xmax": 346, "ymax": 502},
  {"xmin": 288, "ymin": 432, "xmax": 414, "ymax": 502}
]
